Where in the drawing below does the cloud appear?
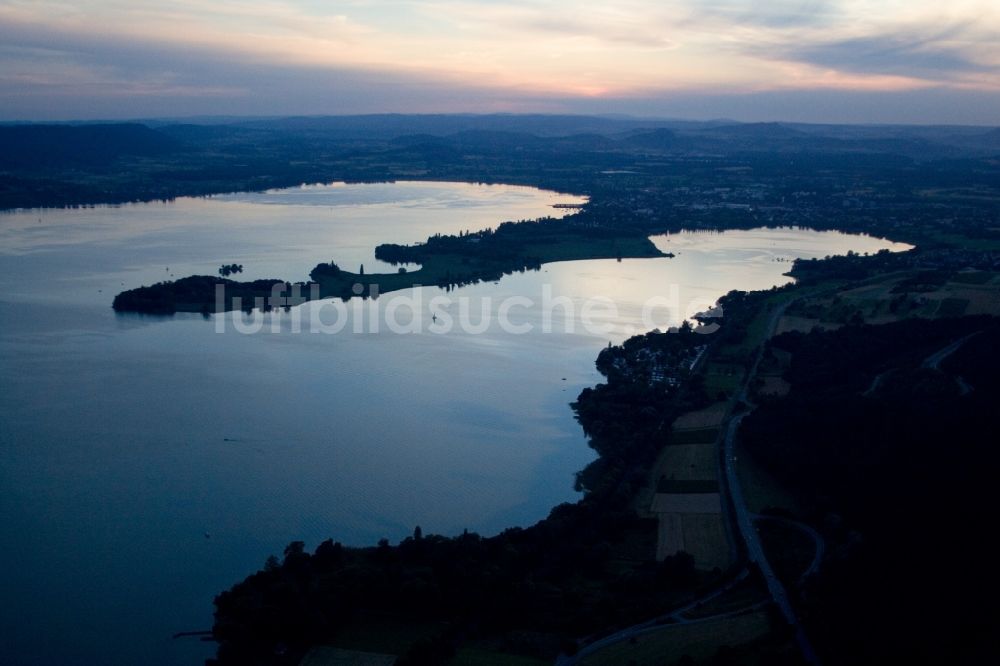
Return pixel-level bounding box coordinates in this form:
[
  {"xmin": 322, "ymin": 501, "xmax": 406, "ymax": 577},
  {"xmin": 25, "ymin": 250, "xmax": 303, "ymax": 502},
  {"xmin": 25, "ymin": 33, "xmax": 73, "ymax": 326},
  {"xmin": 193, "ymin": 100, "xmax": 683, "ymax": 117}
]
[
  {"xmin": 0, "ymin": 1, "xmax": 998, "ymax": 122},
  {"xmin": 420, "ymin": 2, "xmax": 679, "ymax": 49},
  {"xmin": 517, "ymin": 15, "xmax": 675, "ymax": 49},
  {"xmin": 681, "ymin": 0, "xmax": 841, "ymax": 29},
  {"xmin": 0, "ymin": 16, "xmax": 535, "ymax": 119},
  {"xmin": 767, "ymin": 25, "xmax": 999, "ymax": 81}
]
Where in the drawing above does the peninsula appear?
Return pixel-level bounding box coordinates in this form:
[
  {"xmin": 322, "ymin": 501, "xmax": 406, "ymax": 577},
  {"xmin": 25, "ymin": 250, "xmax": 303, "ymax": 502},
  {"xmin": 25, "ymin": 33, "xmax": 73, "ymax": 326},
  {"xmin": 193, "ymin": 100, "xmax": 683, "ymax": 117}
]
[{"xmin": 112, "ymin": 217, "xmax": 668, "ymax": 314}]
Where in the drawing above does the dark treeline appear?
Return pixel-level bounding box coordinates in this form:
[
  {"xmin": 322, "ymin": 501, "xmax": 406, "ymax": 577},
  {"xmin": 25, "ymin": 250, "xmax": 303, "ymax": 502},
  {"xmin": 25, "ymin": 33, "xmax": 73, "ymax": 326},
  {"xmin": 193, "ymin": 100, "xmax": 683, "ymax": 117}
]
[
  {"xmin": 111, "ymin": 276, "xmax": 290, "ymax": 315},
  {"xmin": 212, "ymin": 510, "xmax": 698, "ymax": 665},
  {"xmin": 789, "ymin": 248, "xmax": 1000, "ymax": 284},
  {"xmin": 573, "ymin": 324, "xmax": 711, "ymax": 499},
  {"xmin": 740, "ymin": 317, "xmax": 1000, "ymax": 665},
  {"xmin": 374, "ymin": 217, "xmax": 663, "ymax": 266}
]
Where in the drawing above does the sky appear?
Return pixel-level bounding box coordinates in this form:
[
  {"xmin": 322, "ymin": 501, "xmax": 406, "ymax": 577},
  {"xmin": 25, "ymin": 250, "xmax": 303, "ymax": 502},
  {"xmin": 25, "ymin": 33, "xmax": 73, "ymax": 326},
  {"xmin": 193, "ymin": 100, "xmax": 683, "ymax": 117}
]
[{"xmin": 0, "ymin": 0, "xmax": 998, "ymax": 124}]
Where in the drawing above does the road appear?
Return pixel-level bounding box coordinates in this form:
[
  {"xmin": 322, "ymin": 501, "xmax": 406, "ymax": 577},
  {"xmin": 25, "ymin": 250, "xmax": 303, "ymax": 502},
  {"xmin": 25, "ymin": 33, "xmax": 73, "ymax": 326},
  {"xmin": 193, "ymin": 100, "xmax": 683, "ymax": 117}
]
[
  {"xmin": 720, "ymin": 300, "xmax": 823, "ymax": 665},
  {"xmin": 751, "ymin": 514, "xmax": 826, "ymax": 585},
  {"xmin": 554, "ymin": 568, "xmax": 757, "ymax": 666},
  {"xmin": 863, "ymin": 331, "xmax": 979, "ymax": 398},
  {"xmin": 555, "ymin": 602, "xmax": 770, "ymax": 666},
  {"xmin": 922, "ymin": 332, "xmax": 980, "ymax": 395},
  {"xmin": 557, "ymin": 299, "xmax": 823, "ymax": 666},
  {"xmin": 921, "ymin": 331, "xmax": 979, "ymax": 370},
  {"xmin": 862, "ymin": 369, "xmax": 890, "ymax": 397}
]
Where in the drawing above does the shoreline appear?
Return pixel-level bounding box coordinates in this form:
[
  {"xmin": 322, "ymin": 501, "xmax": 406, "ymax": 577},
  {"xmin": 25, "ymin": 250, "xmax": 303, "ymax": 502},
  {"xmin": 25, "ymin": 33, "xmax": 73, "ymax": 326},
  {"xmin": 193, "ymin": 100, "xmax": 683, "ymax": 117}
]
[{"xmin": 112, "ymin": 224, "xmax": 669, "ymax": 314}]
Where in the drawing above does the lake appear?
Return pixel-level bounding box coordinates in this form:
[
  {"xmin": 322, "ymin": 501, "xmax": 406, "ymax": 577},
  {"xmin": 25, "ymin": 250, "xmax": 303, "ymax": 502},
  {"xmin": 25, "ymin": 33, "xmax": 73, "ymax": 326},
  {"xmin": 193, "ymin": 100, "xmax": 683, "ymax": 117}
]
[{"xmin": 0, "ymin": 181, "xmax": 910, "ymax": 665}]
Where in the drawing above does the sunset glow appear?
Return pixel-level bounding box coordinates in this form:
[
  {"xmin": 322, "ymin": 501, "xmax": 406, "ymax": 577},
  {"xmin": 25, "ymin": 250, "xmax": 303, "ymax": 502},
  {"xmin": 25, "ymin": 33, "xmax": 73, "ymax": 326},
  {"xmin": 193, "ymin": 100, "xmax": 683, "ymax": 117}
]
[{"xmin": 1, "ymin": 0, "xmax": 999, "ymax": 121}]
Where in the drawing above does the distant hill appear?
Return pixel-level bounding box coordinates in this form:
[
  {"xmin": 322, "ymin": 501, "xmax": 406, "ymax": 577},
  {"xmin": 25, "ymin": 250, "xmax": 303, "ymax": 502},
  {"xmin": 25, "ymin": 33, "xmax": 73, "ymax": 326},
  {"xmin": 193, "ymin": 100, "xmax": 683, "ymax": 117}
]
[
  {"xmin": 941, "ymin": 127, "xmax": 1000, "ymax": 155},
  {"xmin": 154, "ymin": 114, "xmax": 998, "ymax": 158},
  {"xmin": 618, "ymin": 128, "xmax": 681, "ymax": 151},
  {"xmin": 235, "ymin": 113, "xmax": 686, "ymax": 139},
  {"xmin": 446, "ymin": 129, "xmax": 547, "ymax": 149},
  {"xmin": 156, "ymin": 123, "xmax": 261, "ymax": 143},
  {"xmin": 663, "ymin": 121, "xmax": 965, "ymax": 158},
  {"xmin": 698, "ymin": 122, "xmax": 807, "ymax": 139},
  {"xmin": 0, "ymin": 124, "xmax": 179, "ymax": 170}
]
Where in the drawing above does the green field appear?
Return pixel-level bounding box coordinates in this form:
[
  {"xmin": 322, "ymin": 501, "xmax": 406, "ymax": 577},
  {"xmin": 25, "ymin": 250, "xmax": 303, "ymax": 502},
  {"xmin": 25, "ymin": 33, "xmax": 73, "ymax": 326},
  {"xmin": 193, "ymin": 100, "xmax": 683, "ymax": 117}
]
[
  {"xmin": 580, "ymin": 611, "xmax": 772, "ymax": 666},
  {"xmin": 523, "ymin": 233, "xmax": 664, "ymax": 262},
  {"xmin": 784, "ymin": 269, "xmax": 1000, "ymax": 326},
  {"xmin": 669, "ymin": 427, "xmax": 720, "ymax": 445},
  {"xmin": 449, "ymin": 648, "xmax": 550, "ymax": 666},
  {"xmin": 672, "ymin": 402, "xmax": 728, "ymax": 430},
  {"xmin": 660, "ymin": 443, "xmax": 718, "ymax": 481},
  {"xmin": 949, "ymin": 271, "xmax": 995, "ymax": 285},
  {"xmin": 681, "ymin": 574, "xmax": 768, "ymax": 621},
  {"xmin": 704, "ymin": 362, "xmax": 744, "ymax": 398},
  {"xmin": 935, "ymin": 297, "xmax": 970, "ymax": 317},
  {"xmin": 325, "ymin": 619, "xmax": 448, "ymax": 656}
]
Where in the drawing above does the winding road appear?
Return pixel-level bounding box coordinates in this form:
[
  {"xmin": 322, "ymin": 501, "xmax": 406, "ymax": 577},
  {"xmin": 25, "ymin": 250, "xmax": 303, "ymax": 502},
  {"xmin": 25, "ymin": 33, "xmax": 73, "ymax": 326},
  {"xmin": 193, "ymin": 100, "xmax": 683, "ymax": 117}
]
[
  {"xmin": 566, "ymin": 297, "xmax": 979, "ymax": 664},
  {"xmin": 557, "ymin": 299, "xmax": 825, "ymax": 665},
  {"xmin": 720, "ymin": 299, "xmax": 822, "ymax": 665},
  {"xmin": 921, "ymin": 331, "xmax": 980, "ymax": 370},
  {"xmin": 922, "ymin": 332, "xmax": 980, "ymax": 396},
  {"xmin": 864, "ymin": 330, "xmax": 980, "ymax": 398},
  {"xmin": 752, "ymin": 514, "xmax": 826, "ymax": 585},
  {"xmin": 554, "ymin": 568, "xmax": 759, "ymax": 665}
]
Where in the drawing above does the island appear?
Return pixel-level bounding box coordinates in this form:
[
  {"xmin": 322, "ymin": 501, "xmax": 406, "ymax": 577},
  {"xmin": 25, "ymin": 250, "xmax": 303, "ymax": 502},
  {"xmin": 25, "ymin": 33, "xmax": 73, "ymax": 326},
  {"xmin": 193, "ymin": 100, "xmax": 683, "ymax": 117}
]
[{"xmin": 112, "ymin": 218, "xmax": 669, "ymax": 314}]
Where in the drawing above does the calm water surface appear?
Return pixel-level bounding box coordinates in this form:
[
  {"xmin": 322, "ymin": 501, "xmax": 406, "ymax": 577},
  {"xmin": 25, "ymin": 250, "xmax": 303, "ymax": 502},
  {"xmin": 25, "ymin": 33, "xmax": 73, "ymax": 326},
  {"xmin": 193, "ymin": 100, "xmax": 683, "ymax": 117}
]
[{"xmin": 0, "ymin": 182, "xmax": 909, "ymax": 665}]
